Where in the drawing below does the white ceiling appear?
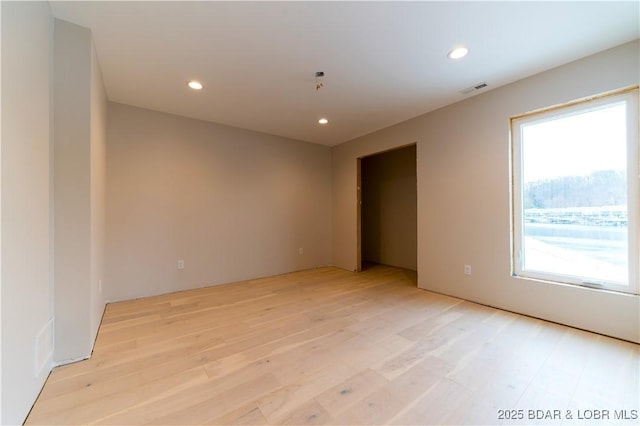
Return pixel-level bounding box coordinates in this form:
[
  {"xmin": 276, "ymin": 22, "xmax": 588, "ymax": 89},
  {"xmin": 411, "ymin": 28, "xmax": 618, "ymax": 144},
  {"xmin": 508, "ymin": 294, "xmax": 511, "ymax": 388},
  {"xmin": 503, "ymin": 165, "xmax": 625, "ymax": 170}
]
[{"xmin": 50, "ymin": 1, "xmax": 639, "ymax": 146}]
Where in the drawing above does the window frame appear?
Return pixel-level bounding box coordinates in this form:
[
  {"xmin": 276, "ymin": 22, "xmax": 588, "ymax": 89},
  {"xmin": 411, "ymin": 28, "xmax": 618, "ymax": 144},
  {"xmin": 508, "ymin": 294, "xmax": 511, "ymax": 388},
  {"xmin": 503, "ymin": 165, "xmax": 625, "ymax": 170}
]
[{"xmin": 510, "ymin": 87, "xmax": 639, "ymax": 295}]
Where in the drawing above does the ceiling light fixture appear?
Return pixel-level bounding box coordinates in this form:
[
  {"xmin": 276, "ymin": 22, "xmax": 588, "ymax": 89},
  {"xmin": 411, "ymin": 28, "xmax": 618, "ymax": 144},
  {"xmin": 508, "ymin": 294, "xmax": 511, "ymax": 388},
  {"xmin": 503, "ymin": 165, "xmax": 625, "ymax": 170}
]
[
  {"xmin": 318, "ymin": 118, "xmax": 329, "ymax": 125},
  {"xmin": 447, "ymin": 46, "xmax": 469, "ymax": 60},
  {"xmin": 187, "ymin": 80, "xmax": 203, "ymax": 90}
]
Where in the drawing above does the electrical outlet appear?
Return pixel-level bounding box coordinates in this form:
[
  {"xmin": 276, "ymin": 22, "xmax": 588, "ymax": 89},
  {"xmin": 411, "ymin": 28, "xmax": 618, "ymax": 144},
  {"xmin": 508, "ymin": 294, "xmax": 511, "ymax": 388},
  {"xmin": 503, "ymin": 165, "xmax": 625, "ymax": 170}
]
[
  {"xmin": 299, "ymin": 247, "xmax": 304, "ymax": 255},
  {"xmin": 178, "ymin": 260, "xmax": 185, "ymax": 270},
  {"xmin": 464, "ymin": 264, "xmax": 472, "ymax": 275}
]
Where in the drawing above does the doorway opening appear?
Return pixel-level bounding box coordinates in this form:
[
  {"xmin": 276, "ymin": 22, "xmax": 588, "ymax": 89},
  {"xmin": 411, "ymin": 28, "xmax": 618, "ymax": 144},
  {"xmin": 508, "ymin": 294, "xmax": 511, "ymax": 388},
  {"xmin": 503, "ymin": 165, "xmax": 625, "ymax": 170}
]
[{"xmin": 357, "ymin": 144, "xmax": 417, "ymax": 272}]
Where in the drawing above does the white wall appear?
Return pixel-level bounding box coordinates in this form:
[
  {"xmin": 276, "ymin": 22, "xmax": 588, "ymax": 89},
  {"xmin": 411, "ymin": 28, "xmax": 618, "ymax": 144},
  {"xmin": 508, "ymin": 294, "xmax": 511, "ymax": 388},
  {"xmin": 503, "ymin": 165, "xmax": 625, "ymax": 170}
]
[
  {"xmin": 332, "ymin": 41, "xmax": 640, "ymax": 343},
  {"xmin": 53, "ymin": 18, "xmax": 107, "ymax": 363},
  {"xmin": 1, "ymin": 2, "xmax": 55, "ymax": 423},
  {"xmin": 106, "ymin": 103, "xmax": 332, "ymax": 301}
]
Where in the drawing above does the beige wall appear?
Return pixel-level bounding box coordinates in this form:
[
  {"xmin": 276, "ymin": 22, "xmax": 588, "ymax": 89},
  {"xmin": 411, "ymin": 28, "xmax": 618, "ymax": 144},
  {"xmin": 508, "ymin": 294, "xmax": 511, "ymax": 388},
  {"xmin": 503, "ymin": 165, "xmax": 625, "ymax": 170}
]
[
  {"xmin": 90, "ymin": 36, "xmax": 107, "ymax": 349},
  {"xmin": 1, "ymin": 1, "xmax": 54, "ymax": 423},
  {"xmin": 332, "ymin": 41, "xmax": 640, "ymax": 343},
  {"xmin": 1, "ymin": 8, "xmax": 106, "ymax": 421},
  {"xmin": 106, "ymin": 103, "xmax": 332, "ymax": 301},
  {"xmin": 361, "ymin": 145, "xmax": 417, "ymax": 270},
  {"xmin": 53, "ymin": 19, "xmax": 107, "ymax": 363}
]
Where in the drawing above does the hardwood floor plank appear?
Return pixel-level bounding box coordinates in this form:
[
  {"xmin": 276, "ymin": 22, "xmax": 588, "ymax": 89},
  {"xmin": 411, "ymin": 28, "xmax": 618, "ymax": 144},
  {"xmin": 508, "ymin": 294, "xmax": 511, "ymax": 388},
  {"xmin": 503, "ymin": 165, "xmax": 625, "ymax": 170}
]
[
  {"xmin": 147, "ymin": 373, "xmax": 281, "ymax": 425},
  {"xmin": 207, "ymin": 403, "xmax": 268, "ymax": 425},
  {"xmin": 388, "ymin": 377, "xmax": 472, "ymax": 425},
  {"xmin": 327, "ymin": 387, "xmax": 401, "ymax": 425},
  {"xmin": 94, "ymin": 360, "xmax": 284, "ymax": 424},
  {"xmin": 25, "ymin": 265, "xmax": 639, "ymax": 425},
  {"xmin": 315, "ymin": 368, "xmax": 388, "ymax": 416},
  {"xmin": 28, "ymin": 367, "xmax": 210, "ymax": 424},
  {"xmin": 278, "ymin": 399, "xmax": 331, "ymax": 426}
]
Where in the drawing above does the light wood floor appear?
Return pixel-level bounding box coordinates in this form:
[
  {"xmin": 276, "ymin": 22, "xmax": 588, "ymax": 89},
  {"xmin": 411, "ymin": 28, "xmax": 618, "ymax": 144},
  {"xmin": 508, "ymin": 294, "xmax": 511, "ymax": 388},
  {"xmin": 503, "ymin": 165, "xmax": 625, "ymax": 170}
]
[{"xmin": 26, "ymin": 265, "xmax": 639, "ymax": 425}]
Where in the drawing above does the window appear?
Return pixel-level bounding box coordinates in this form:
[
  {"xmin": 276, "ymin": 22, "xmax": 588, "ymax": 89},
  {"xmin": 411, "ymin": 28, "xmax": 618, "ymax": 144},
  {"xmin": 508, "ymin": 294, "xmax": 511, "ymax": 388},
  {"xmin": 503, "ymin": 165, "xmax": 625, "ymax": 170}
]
[{"xmin": 511, "ymin": 88, "xmax": 638, "ymax": 294}]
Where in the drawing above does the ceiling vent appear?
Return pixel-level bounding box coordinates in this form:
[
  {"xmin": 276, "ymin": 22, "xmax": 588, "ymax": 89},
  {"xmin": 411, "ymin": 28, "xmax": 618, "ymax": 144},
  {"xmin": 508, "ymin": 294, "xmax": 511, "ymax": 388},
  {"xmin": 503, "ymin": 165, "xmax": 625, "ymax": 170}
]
[{"xmin": 460, "ymin": 81, "xmax": 488, "ymax": 95}]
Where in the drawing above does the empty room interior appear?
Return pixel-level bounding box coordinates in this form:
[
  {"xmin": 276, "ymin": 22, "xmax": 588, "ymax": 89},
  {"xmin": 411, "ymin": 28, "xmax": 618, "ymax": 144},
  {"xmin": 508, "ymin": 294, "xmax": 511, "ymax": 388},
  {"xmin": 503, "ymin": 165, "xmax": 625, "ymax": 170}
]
[{"xmin": 2, "ymin": 1, "xmax": 640, "ymax": 425}]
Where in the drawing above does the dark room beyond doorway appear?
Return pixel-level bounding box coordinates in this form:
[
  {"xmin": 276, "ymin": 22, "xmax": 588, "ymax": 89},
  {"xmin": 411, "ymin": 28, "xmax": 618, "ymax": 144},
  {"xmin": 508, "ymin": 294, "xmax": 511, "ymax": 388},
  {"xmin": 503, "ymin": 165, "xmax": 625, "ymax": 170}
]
[{"xmin": 360, "ymin": 144, "xmax": 417, "ymax": 271}]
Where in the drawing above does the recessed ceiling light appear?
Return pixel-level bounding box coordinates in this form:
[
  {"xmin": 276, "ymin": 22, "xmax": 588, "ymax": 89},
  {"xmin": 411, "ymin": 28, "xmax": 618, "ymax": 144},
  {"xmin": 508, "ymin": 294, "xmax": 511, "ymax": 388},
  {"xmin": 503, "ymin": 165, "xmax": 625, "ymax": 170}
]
[
  {"xmin": 318, "ymin": 118, "xmax": 329, "ymax": 125},
  {"xmin": 447, "ymin": 46, "xmax": 469, "ymax": 60},
  {"xmin": 187, "ymin": 80, "xmax": 203, "ymax": 90}
]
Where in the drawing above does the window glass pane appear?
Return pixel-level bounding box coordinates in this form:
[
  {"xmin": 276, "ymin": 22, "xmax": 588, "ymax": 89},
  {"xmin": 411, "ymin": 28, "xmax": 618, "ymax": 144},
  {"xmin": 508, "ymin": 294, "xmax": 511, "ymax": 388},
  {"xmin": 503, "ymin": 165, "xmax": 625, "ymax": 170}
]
[{"xmin": 520, "ymin": 102, "xmax": 628, "ymax": 285}]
